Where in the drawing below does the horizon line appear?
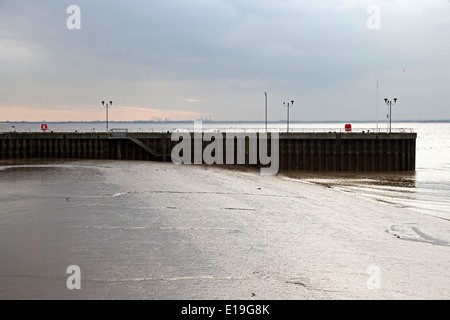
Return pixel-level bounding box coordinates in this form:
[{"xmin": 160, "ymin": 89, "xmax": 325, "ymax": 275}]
[{"xmin": 1, "ymin": 119, "xmax": 450, "ymax": 124}]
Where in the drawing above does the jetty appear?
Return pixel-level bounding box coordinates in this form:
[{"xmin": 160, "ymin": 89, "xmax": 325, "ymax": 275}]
[{"xmin": 0, "ymin": 130, "xmax": 416, "ymax": 172}]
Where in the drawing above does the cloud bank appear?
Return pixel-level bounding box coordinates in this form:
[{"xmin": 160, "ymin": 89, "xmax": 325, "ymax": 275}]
[{"xmin": 1, "ymin": 0, "xmax": 449, "ymax": 121}]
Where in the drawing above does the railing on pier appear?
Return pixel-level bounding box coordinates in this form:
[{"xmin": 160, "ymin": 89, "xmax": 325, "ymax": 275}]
[{"xmin": 0, "ymin": 127, "xmax": 415, "ymax": 134}]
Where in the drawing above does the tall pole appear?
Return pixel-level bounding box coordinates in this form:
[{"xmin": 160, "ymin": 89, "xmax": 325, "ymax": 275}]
[
  {"xmin": 385, "ymin": 100, "xmax": 389, "ymax": 132},
  {"xmin": 287, "ymin": 104, "xmax": 289, "ymax": 132},
  {"xmin": 384, "ymin": 98, "xmax": 397, "ymax": 133},
  {"xmin": 290, "ymin": 100, "xmax": 294, "ymax": 133},
  {"xmin": 283, "ymin": 100, "xmax": 294, "ymax": 133},
  {"xmin": 265, "ymin": 92, "xmax": 268, "ymax": 132},
  {"xmin": 376, "ymin": 81, "xmax": 379, "ymax": 132},
  {"xmin": 389, "ymin": 102, "xmax": 392, "ymax": 133},
  {"xmin": 106, "ymin": 104, "xmax": 109, "ymax": 132},
  {"xmin": 102, "ymin": 100, "xmax": 113, "ymax": 133}
]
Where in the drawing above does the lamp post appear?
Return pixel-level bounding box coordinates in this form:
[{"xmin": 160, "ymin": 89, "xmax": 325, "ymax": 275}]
[
  {"xmin": 384, "ymin": 98, "xmax": 397, "ymax": 133},
  {"xmin": 265, "ymin": 92, "xmax": 268, "ymax": 132},
  {"xmin": 102, "ymin": 100, "xmax": 113, "ymax": 132},
  {"xmin": 376, "ymin": 81, "xmax": 379, "ymax": 132},
  {"xmin": 283, "ymin": 100, "xmax": 294, "ymax": 133}
]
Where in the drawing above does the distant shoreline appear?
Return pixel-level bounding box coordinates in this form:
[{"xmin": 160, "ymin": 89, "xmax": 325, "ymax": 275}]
[{"xmin": 1, "ymin": 120, "xmax": 450, "ymax": 124}]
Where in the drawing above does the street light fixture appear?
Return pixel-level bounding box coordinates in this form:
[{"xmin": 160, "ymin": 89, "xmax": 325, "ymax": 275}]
[
  {"xmin": 384, "ymin": 98, "xmax": 397, "ymax": 133},
  {"xmin": 283, "ymin": 100, "xmax": 294, "ymax": 133},
  {"xmin": 102, "ymin": 100, "xmax": 113, "ymax": 132}
]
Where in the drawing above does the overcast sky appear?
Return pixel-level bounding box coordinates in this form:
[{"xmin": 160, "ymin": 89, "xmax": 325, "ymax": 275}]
[{"xmin": 0, "ymin": 0, "xmax": 449, "ymax": 122}]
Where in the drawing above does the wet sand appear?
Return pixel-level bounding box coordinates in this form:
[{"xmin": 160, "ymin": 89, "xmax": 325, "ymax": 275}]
[{"xmin": 0, "ymin": 160, "xmax": 449, "ymax": 299}]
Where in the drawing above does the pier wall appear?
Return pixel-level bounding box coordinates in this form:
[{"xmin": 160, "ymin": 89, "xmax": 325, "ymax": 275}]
[{"xmin": 0, "ymin": 132, "xmax": 416, "ymax": 172}]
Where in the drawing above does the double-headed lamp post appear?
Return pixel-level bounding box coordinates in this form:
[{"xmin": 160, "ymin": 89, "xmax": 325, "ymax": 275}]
[
  {"xmin": 384, "ymin": 98, "xmax": 397, "ymax": 133},
  {"xmin": 102, "ymin": 101, "xmax": 113, "ymax": 132},
  {"xmin": 283, "ymin": 100, "xmax": 294, "ymax": 133}
]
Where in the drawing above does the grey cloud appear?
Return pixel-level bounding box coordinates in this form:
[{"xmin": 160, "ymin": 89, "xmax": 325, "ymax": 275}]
[{"xmin": 1, "ymin": 0, "xmax": 449, "ymax": 121}]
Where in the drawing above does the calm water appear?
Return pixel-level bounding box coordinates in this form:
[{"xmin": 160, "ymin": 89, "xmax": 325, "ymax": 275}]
[
  {"xmin": 284, "ymin": 122, "xmax": 450, "ymax": 221},
  {"xmin": 0, "ymin": 122, "xmax": 449, "ymax": 299}
]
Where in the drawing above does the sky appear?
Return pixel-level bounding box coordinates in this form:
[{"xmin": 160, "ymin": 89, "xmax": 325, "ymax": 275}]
[{"xmin": 0, "ymin": 0, "xmax": 449, "ymax": 122}]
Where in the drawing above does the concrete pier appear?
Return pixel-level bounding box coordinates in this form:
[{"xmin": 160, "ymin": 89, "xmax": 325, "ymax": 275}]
[{"xmin": 0, "ymin": 131, "xmax": 416, "ymax": 172}]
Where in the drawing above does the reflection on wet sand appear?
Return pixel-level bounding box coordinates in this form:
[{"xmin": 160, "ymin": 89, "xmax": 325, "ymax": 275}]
[
  {"xmin": 284, "ymin": 171, "xmax": 417, "ymax": 190},
  {"xmin": 280, "ymin": 171, "xmax": 450, "ymax": 218}
]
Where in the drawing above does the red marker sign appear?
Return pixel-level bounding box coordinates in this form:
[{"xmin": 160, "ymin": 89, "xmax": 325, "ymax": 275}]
[{"xmin": 345, "ymin": 124, "xmax": 352, "ymax": 132}]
